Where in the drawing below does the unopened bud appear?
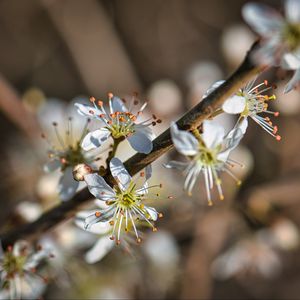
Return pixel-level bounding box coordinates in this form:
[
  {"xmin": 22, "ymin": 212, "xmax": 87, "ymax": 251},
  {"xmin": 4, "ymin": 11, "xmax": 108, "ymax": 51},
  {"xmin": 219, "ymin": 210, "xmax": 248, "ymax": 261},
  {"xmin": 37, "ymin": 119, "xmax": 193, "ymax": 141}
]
[{"xmin": 72, "ymin": 164, "xmax": 93, "ymax": 181}]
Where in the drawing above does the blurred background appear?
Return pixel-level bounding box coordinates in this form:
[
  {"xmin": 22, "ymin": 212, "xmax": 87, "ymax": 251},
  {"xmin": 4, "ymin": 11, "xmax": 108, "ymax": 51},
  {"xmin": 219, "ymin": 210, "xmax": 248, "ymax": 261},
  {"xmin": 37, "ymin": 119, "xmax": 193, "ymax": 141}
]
[{"xmin": 1, "ymin": 0, "xmax": 300, "ymax": 299}]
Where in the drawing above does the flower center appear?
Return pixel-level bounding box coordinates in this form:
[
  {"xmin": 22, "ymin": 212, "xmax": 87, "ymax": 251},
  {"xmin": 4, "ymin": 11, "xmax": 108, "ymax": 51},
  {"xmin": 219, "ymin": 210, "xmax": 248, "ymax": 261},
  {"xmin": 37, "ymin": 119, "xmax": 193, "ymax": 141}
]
[
  {"xmin": 2, "ymin": 252, "xmax": 26, "ymax": 278},
  {"xmin": 114, "ymin": 183, "xmax": 141, "ymax": 210},
  {"xmin": 284, "ymin": 23, "xmax": 300, "ymax": 51},
  {"xmin": 60, "ymin": 144, "xmax": 86, "ymax": 171},
  {"xmin": 198, "ymin": 145, "xmax": 220, "ymax": 166},
  {"xmin": 107, "ymin": 112, "xmax": 136, "ymax": 139}
]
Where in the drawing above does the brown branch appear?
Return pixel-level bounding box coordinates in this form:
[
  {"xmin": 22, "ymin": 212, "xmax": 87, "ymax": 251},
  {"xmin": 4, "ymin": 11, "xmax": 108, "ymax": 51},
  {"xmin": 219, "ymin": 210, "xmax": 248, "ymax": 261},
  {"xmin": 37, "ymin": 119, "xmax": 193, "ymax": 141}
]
[{"xmin": 0, "ymin": 43, "xmax": 261, "ymax": 247}]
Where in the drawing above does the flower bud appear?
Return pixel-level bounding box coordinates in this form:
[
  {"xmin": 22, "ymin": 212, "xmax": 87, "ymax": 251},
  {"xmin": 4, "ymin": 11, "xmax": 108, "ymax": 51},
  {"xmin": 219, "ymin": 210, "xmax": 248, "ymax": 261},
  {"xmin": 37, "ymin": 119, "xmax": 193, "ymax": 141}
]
[{"xmin": 73, "ymin": 164, "xmax": 93, "ymax": 181}]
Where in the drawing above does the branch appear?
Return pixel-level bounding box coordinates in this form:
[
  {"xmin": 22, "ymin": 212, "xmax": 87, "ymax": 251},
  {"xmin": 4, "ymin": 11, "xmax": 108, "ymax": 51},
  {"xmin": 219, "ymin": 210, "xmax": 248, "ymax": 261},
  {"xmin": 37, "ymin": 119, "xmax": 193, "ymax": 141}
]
[{"xmin": 0, "ymin": 43, "xmax": 261, "ymax": 247}]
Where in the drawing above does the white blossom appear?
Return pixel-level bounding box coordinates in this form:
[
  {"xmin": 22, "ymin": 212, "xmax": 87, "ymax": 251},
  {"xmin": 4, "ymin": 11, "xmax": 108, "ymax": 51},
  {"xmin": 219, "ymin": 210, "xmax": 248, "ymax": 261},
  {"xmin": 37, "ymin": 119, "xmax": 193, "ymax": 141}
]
[
  {"xmin": 242, "ymin": 0, "xmax": 300, "ymax": 92},
  {"xmin": 165, "ymin": 121, "xmax": 243, "ymax": 205},
  {"xmin": 43, "ymin": 118, "xmax": 99, "ymax": 201},
  {"xmin": 0, "ymin": 241, "xmax": 52, "ymax": 299},
  {"xmin": 75, "ymin": 93, "xmax": 158, "ymax": 154},
  {"xmin": 206, "ymin": 79, "xmax": 281, "ymax": 140},
  {"xmin": 78, "ymin": 158, "xmax": 162, "ymax": 246}
]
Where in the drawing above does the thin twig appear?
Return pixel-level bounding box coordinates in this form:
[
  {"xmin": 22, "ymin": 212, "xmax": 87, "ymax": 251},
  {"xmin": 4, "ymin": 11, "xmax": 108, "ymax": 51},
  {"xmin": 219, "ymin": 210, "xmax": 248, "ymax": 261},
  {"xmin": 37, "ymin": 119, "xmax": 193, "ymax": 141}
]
[{"xmin": 0, "ymin": 43, "xmax": 261, "ymax": 247}]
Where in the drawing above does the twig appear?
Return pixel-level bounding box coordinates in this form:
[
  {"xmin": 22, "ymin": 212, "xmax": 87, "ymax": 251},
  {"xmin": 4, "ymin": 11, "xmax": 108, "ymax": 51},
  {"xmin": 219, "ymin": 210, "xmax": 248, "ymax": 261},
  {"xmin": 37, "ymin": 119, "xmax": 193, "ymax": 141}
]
[{"xmin": 0, "ymin": 43, "xmax": 261, "ymax": 247}]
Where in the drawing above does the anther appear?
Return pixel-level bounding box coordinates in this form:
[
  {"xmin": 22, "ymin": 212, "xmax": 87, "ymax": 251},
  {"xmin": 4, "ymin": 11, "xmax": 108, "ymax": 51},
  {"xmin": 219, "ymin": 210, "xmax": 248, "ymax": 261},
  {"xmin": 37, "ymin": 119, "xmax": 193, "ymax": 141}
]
[
  {"xmin": 274, "ymin": 112, "xmax": 280, "ymax": 117},
  {"xmin": 152, "ymin": 227, "xmax": 158, "ymax": 232},
  {"xmin": 208, "ymin": 201, "xmax": 213, "ymax": 206},
  {"xmin": 276, "ymin": 135, "xmax": 281, "ymax": 141},
  {"xmin": 52, "ymin": 122, "xmax": 58, "ymax": 126},
  {"xmin": 90, "ymin": 96, "xmax": 96, "ymax": 102},
  {"xmin": 98, "ymin": 100, "xmax": 103, "ymax": 107},
  {"xmin": 158, "ymin": 213, "xmax": 164, "ymax": 218},
  {"xmin": 116, "ymin": 240, "xmax": 121, "ymax": 246},
  {"xmin": 264, "ymin": 80, "xmax": 268, "ymax": 86},
  {"xmin": 136, "ymin": 238, "xmax": 142, "ymax": 244},
  {"xmin": 108, "ymin": 92, "xmax": 114, "ymax": 99},
  {"xmin": 95, "ymin": 211, "xmax": 101, "ymax": 218}
]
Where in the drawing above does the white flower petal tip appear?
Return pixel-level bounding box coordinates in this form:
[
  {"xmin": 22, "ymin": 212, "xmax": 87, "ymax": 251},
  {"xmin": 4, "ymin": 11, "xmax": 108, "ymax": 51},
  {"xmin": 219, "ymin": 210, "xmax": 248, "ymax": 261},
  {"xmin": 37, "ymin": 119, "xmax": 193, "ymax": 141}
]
[
  {"xmin": 84, "ymin": 173, "xmax": 115, "ymax": 200},
  {"xmin": 81, "ymin": 128, "xmax": 110, "ymax": 151},
  {"xmin": 202, "ymin": 120, "xmax": 225, "ymax": 149},
  {"xmin": 202, "ymin": 80, "xmax": 225, "ymax": 99},
  {"xmin": 128, "ymin": 131, "xmax": 153, "ymax": 154},
  {"xmin": 284, "ymin": 69, "xmax": 300, "ymax": 93},
  {"xmin": 58, "ymin": 167, "xmax": 79, "ymax": 201},
  {"xmin": 222, "ymin": 95, "xmax": 246, "ymax": 114},
  {"xmin": 85, "ymin": 237, "xmax": 115, "ymax": 264},
  {"xmin": 170, "ymin": 123, "xmax": 199, "ymax": 156},
  {"xmin": 110, "ymin": 157, "xmax": 132, "ymax": 190}
]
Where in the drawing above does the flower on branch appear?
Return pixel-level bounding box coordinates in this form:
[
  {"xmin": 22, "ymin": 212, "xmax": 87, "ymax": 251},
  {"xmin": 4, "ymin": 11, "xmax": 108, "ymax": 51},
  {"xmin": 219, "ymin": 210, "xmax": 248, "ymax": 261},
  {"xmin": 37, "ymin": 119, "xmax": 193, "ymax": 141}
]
[
  {"xmin": 165, "ymin": 121, "xmax": 243, "ymax": 205},
  {"xmin": 205, "ymin": 79, "xmax": 281, "ymax": 140},
  {"xmin": 242, "ymin": 0, "xmax": 300, "ymax": 92},
  {"xmin": 42, "ymin": 118, "xmax": 99, "ymax": 201},
  {"xmin": 0, "ymin": 241, "xmax": 52, "ymax": 300},
  {"xmin": 78, "ymin": 158, "xmax": 163, "ymax": 246},
  {"xmin": 75, "ymin": 93, "xmax": 158, "ymax": 154}
]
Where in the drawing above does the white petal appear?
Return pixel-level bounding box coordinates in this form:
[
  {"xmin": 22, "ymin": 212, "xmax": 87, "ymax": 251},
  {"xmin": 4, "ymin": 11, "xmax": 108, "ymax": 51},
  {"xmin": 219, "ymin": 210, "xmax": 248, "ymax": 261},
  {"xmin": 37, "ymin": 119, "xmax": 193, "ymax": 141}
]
[
  {"xmin": 284, "ymin": 69, "xmax": 300, "ymax": 93},
  {"xmin": 170, "ymin": 123, "xmax": 199, "ymax": 156},
  {"xmin": 84, "ymin": 173, "xmax": 116, "ymax": 200},
  {"xmin": 85, "ymin": 237, "xmax": 115, "ymax": 264},
  {"xmin": 74, "ymin": 103, "xmax": 102, "ymax": 118},
  {"xmin": 285, "ymin": 0, "xmax": 300, "ymax": 23},
  {"xmin": 111, "ymin": 96, "xmax": 128, "ymax": 113},
  {"xmin": 75, "ymin": 216, "xmax": 111, "ymax": 234},
  {"xmin": 144, "ymin": 206, "xmax": 158, "ymax": 221},
  {"xmin": 281, "ymin": 52, "xmax": 300, "ymax": 70},
  {"xmin": 202, "ymin": 80, "xmax": 225, "ymax": 99},
  {"xmin": 238, "ymin": 117, "xmax": 249, "ymax": 134},
  {"xmin": 202, "ymin": 120, "xmax": 225, "ymax": 149},
  {"xmin": 222, "ymin": 95, "xmax": 246, "ymax": 114},
  {"xmin": 218, "ymin": 128, "xmax": 243, "ymax": 162},
  {"xmin": 134, "ymin": 124, "xmax": 156, "ymax": 140},
  {"xmin": 225, "ymin": 127, "xmax": 244, "ymax": 150},
  {"xmin": 127, "ymin": 131, "xmax": 153, "ymax": 154},
  {"xmin": 43, "ymin": 159, "xmax": 61, "ymax": 173},
  {"xmin": 81, "ymin": 128, "xmax": 111, "ymax": 151},
  {"xmin": 110, "ymin": 157, "xmax": 132, "ymax": 191},
  {"xmin": 164, "ymin": 160, "xmax": 189, "ymax": 171},
  {"xmin": 58, "ymin": 167, "xmax": 79, "ymax": 201},
  {"xmin": 242, "ymin": 3, "xmax": 284, "ymax": 36}
]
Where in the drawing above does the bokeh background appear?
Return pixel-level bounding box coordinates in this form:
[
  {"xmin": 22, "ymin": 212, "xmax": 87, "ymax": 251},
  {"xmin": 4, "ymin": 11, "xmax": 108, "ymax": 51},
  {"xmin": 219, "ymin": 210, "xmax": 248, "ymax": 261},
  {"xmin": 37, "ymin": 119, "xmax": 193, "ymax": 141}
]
[{"xmin": 1, "ymin": 0, "xmax": 300, "ymax": 299}]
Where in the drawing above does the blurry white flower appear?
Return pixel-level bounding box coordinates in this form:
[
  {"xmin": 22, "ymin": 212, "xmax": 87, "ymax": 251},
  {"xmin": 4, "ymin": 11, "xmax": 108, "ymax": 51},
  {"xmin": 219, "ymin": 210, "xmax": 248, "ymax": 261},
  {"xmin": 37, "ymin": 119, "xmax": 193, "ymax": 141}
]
[
  {"xmin": 212, "ymin": 234, "xmax": 281, "ymax": 280},
  {"xmin": 221, "ymin": 24, "xmax": 256, "ymax": 68},
  {"xmin": 79, "ymin": 158, "xmax": 162, "ymax": 246},
  {"xmin": 269, "ymin": 219, "xmax": 300, "ymax": 251},
  {"xmin": 42, "ymin": 117, "xmax": 97, "ymax": 201},
  {"xmin": 186, "ymin": 61, "xmax": 223, "ymax": 108},
  {"xmin": 165, "ymin": 121, "xmax": 243, "ymax": 205},
  {"xmin": 0, "ymin": 241, "xmax": 52, "ymax": 299},
  {"xmin": 242, "ymin": 0, "xmax": 300, "ymax": 92},
  {"xmin": 207, "ymin": 79, "xmax": 281, "ymax": 140},
  {"xmin": 15, "ymin": 202, "xmax": 42, "ymax": 222},
  {"xmin": 147, "ymin": 80, "xmax": 182, "ymax": 118},
  {"xmin": 75, "ymin": 93, "xmax": 157, "ymax": 154}
]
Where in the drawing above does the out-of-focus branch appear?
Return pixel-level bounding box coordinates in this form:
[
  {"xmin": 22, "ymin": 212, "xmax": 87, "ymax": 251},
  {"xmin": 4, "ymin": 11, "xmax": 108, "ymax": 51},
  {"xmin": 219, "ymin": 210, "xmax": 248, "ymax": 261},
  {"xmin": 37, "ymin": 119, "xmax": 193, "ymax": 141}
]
[
  {"xmin": 0, "ymin": 74, "xmax": 41, "ymax": 139},
  {"xmin": 0, "ymin": 43, "xmax": 261, "ymax": 247}
]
